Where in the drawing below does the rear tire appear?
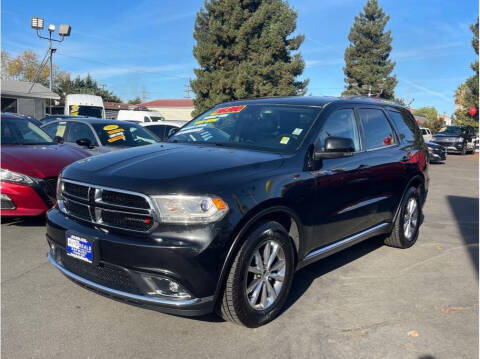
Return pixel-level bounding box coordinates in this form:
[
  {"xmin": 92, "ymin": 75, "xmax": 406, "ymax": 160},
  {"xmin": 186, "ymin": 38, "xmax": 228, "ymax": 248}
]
[
  {"xmin": 385, "ymin": 187, "xmax": 421, "ymax": 248},
  {"xmin": 216, "ymin": 221, "xmax": 295, "ymax": 327}
]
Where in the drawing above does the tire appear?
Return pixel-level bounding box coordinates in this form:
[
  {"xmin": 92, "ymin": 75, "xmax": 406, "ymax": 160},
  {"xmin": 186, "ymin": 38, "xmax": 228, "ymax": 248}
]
[
  {"xmin": 216, "ymin": 221, "xmax": 295, "ymax": 327},
  {"xmin": 461, "ymin": 146, "xmax": 467, "ymax": 155},
  {"xmin": 384, "ymin": 186, "xmax": 422, "ymax": 248}
]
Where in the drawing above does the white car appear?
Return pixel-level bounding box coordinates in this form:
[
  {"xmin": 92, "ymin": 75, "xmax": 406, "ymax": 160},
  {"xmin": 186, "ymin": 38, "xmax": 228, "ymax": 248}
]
[
  {"xmin": 117, "ymin": 110, "xmax": 166, "ymax": 124},
  {"xmin": 420, "ymin": 127, "xmax": 432, "ymax": 142},
  {"xmin": 142, "ymin": 120, "xmax": 184, "ymax": 141}
]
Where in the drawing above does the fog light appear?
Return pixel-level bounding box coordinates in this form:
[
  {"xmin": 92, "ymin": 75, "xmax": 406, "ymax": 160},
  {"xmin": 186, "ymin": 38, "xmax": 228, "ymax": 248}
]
[
  {"xmin": 144, "ymin": 276, "xmax": 192, "ymax": 299},
  {"xmin": 1, "ymin": 194, "xmax": 15, "ymax": 210}
]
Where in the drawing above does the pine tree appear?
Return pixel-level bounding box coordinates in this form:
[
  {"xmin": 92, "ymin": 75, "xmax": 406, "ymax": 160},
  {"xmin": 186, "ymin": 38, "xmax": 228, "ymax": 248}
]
[
  {"xmin": 454, "ymin": 19, "xmax": 479, "ymax": 130},
  {"xmin": 191, "ymin": 0, "xmax": 308, "ymax": 116},
  {"xmin": 342, "ymin": 0, "xmax": 397, "ymax": 99}
]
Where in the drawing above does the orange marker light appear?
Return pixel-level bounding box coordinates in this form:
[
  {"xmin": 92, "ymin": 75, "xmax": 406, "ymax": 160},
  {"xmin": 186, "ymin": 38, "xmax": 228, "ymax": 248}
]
[{"xmin": 212, "ymin": 198, "xmax": 228, "ymax": 210}]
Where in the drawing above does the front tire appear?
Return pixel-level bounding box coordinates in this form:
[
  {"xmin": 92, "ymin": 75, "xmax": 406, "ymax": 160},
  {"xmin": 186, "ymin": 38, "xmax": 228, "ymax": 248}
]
[
  {"xmin": 385, "ymin": 187, "xmax": 421, "ymax": 248},
  {"xmin": 216, "ymin": 221, "xmax": 295, "ymax": 327}
]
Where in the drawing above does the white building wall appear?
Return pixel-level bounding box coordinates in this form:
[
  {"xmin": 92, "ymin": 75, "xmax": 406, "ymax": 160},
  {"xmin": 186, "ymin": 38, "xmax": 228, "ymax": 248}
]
[{"xmin": 145, "ymin": 106, "xmax": 194, "ymax": 122}]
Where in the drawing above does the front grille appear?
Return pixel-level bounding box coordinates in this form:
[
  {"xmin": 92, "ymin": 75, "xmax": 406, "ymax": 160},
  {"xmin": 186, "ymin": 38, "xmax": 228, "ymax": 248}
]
[
  {"xmin": 58, "ymin": 249, "xmax": 141, "ymax": 294},
  {"xmin": 60, "ymin": 179, "xmax": 156, "ymax": 232}
]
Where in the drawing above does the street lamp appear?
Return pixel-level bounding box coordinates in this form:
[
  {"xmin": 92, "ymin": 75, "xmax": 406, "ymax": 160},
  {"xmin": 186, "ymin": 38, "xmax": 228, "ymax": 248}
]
[{"xmin": 30, "ymin": 17, "xmax": 71, "ymax": 114}]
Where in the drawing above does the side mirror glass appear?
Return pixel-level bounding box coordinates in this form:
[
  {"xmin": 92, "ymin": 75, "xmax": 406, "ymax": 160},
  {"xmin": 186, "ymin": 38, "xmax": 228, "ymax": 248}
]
[
  {"xmin": 314, "ymin": 136, "xmax": 355, "ymax": 160},
  {"xmin": 76, "ymin": 138, "xmax": 93, "ymax": 148}
]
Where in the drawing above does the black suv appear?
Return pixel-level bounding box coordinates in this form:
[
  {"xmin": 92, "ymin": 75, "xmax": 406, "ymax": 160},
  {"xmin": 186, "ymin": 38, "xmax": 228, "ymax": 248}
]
[
  {"xmin": 47, "ymin": 96, "xmax": 429, "ymax": 327},
  {"xmin": 431, "ymin": 125, "xmax": 476, "ymax": 155}
]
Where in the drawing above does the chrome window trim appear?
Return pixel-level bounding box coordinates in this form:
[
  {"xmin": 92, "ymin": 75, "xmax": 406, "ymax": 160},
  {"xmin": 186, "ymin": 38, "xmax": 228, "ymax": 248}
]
[{"xmin": 59, "ymin": 178, "xmax": 158, "ymax": 233}]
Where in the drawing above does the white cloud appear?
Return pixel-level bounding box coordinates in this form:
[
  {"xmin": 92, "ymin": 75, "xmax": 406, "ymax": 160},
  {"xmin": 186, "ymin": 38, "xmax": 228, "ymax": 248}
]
[{"xmin": 400, "ymin": 79, "xmax": 452, "ymax": 103}]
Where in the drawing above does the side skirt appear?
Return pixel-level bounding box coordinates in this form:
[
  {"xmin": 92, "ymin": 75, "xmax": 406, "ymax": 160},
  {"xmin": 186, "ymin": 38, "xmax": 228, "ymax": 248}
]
[{"xmin": 297, "ymin": 222, "xmax": 391, "ymax": 270}]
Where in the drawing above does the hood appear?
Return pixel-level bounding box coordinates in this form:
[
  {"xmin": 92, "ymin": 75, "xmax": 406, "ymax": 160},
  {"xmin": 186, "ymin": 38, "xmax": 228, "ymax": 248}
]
[
  {"xmin": 2, "ymin": 144, "xmax": 90, "ymax": 179},
  {"xmin": 433, "ymin": 133, "xmax": 461, "ymax": 139},
  {"xmin": 425, "ymin": 141, "xmax": 442, "ymax": 148},
  {"xmin": 62, "ymin": 143, "xmax": 285, "ymax": 194}
]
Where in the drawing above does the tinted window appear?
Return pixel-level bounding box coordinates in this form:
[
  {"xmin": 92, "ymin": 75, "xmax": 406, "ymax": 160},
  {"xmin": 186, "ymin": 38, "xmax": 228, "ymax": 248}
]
[
  {"xmin": 69, "ymin": 105, "xmax": 103, "ymax": 118},
  {"xmin": 389, "ymin": 111, "xmax": 416, "ymax": 142},
  {"xmin": 145, "ymin": 125, "xmax": 166, "ymax": 139},
  {"xmin": 317, "ymin": 109, "xmax": 360, "ymax": 151},
  {"xmin": 2, "ymin": 118, "xmax": 54, "ymax": 145},
  {"xmin": 358, "ymin": 109, "xmax": 396, "ymax": 150},
  {"xmin": 67, "ymin": 122, "xmax": 98, "ymax": 145}
]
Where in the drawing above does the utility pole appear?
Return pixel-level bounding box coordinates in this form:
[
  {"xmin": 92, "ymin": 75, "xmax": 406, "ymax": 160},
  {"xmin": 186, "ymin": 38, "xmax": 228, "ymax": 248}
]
[{"xmin": 184, "ymin": 78, "xmax": 191, "ymax": 98}]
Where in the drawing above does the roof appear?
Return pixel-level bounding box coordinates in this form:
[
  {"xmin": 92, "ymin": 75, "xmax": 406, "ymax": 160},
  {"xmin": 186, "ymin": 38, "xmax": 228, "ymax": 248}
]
[
  {"xmin": 104, "ymin": 102, "xmax": 132, "ymax": 110},
  {"xmin": 219, "ymin": 96, "xmax": 408, "ymax": 109},
  {"xmin": 1, "ymin": 79, "xmax": 60, "ymax": 100},
  {"xmin": 139, "ymin": 99, "xmax": 194, "ymax": 107},
  {"xmin": 41, "ymin": 117, "xmax": 125, "ymax": 125}
]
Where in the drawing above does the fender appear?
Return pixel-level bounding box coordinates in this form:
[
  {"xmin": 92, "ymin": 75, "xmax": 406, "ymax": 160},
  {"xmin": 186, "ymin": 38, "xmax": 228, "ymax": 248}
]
[
  {"xmin": 393, "ymin": 174, "xmax": 425, "ymax": 223},
  {"xmin": 213, "ymin": 204, "xmax": 304, "ymax": 303}
]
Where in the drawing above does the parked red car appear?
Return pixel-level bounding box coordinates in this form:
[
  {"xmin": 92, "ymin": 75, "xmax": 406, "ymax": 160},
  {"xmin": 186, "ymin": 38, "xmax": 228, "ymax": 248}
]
[{"xmin": 1, "ymin": 113, "xmax": 90, "ymax": 217}]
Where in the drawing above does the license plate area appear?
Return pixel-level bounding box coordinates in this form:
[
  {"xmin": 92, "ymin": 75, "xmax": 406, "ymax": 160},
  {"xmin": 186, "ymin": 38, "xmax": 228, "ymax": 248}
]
[{"xmin": 66, "ymin": 232, "xmax": 94, "ymax": 264}]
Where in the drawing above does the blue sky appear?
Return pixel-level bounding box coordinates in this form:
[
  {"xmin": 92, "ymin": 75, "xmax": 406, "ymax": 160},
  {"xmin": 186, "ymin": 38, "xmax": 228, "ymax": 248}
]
[{"xmin": 2, "ymin": 0, "xmax": 478, "ymax": 115}]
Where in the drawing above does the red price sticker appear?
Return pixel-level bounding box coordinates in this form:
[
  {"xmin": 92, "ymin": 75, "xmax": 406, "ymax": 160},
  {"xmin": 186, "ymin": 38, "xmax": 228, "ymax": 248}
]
[{"xmin": 211, "ymin": 105, "xmax": 246, "ymax": 115}]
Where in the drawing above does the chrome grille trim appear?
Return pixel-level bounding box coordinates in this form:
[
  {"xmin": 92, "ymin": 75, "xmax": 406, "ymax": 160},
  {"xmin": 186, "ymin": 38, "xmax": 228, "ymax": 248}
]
[{"xmin": 59, "ymin": 178, "xmax": 158, "ymax": 233}]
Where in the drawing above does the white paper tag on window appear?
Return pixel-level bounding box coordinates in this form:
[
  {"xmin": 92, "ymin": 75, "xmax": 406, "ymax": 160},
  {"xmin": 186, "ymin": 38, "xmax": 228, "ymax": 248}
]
[{"xmin": 292, "ymin": 128, "xmax": 303, "ymax": 135}]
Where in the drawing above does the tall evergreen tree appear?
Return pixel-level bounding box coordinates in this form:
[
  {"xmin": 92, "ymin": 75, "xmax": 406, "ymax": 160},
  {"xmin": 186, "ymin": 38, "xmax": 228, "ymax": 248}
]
[
  {"xmin": 191, "ymin": 0, "xmax": 308, "ymax": 116},
  {"xmin": 342, "ymin": 0, "xmax": 397, "ymax": 99},
  {"xmin": 454, "ymin": 19, "xmax": 479, "ymax": 130}
]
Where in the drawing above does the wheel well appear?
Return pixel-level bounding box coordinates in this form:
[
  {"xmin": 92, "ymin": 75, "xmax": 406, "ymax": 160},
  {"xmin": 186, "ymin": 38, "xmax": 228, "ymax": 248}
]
[{"xmin": 409, "ymin": 175, "xmax": 425, "ymax": 204}]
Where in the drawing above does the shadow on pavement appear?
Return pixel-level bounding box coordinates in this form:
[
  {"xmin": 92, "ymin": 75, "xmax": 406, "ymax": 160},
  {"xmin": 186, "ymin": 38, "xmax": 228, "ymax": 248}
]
[
  {"xmin": 283, "ymin": 235, "xmax": 386, "ymax": 313},
  {"xmin": 447, "ymin": 195, "xmax": 479, "ymax": 274},
  {"xmin": 2, "ymin": 216, "xmax": 46, "ymax": 227}
]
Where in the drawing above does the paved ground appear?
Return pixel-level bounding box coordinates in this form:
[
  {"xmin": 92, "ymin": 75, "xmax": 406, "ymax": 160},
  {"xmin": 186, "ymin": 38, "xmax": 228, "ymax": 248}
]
[{"xmin": 2, "ymin": 154, "xmax": 478, "ymax": 359}]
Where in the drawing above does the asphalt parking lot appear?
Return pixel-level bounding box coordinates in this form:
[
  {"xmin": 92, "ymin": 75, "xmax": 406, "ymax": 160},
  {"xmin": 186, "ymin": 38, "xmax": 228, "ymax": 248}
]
[{"xmin": 2, "ymin": 154, "xmax": 478, "ymax": 359}]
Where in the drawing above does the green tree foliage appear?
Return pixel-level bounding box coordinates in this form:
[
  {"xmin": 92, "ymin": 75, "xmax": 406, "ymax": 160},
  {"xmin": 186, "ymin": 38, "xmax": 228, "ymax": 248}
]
[
  {"xmin": 191, "ymin": 0, "xmax": 308, "ymax": 116},
  {"xmin": 454, "ymin": 19, "xmax": 479, "ymax": 130},
  {"xmin": 414, "ymin": 107, "xmax": 443, "ymax": 132},
  {"xmin": 55, "ymin": 74, "xmax": 121, "ymax": 103},
  {"xmin": 342, "ymin": 0, "xmax": 397, "ymax": 99},
  {"xmin": 127, "ymin": 96, "xmax": 143, "ymax": 104}
]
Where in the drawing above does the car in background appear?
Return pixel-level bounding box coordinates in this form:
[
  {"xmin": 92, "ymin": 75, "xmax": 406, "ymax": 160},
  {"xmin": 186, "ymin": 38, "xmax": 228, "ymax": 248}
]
[
  {"xmin": 117, "ymin": 110, "xmax": 166, "ymax": 123},
  {"xmin": 420, "ymin": 127, "xmax": 432, "ymax": 142},
  {"xmin": 65, "ymin": 94, "xmax": 105, "ymax": 118},
  {"xmin": 1, "ymin": 113, "xmax": 90, "ymax": 217},
  {"xmin": 142, "ymin": 120, "xmax": 183, "ymax": 141},
  {"xmin": 41, "ymin": 118, "xmax": 160, "ymax": 155},
  {"xmin": 39, "ymin": 115, "xmax": 91, "ymax": 125},
  {"xmin": 431, "ymin": 125, "xmax": 475, "ymax": 155},
  {"xmin": 426, "ymin": 141, "xmax": 446, "ymax": 163}
]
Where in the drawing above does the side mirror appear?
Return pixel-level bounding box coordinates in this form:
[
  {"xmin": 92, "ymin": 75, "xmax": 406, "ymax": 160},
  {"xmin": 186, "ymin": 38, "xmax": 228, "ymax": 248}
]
[
  {"xmin": 54, "ymin": 136, "xmax": 64, "ymax": 144},
  {"xmin": 76, "ymin": 138, "xmax": 94, "ymax": 148},
  {"xmin": 168, "ymin": 128, "xmax": 179, "ymax": 137},
  {"xmin": 314, "ymin": 136, "xmax": 355, "ymax": 160}
]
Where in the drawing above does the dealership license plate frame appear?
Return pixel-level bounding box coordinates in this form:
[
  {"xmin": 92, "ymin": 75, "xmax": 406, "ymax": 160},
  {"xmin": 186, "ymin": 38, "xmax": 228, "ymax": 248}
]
[{"xmin": 65, "ymin": 231, "xmax": 95, "ymax": 264}]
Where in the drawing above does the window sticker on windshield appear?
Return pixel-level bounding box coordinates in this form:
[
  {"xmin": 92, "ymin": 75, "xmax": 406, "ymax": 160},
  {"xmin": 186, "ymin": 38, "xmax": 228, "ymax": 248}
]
[
  {"xmin": 280, "ymin": 136, "xmax": 290, "ymax": 144},
  {"xmin": 108, "ymin": 133, "xmax": 125, "ymax": 143},
  {"xmin": 211, "ymin": 105, "xmax": 246, "ymax": 115},
  {"xmin": 103, "ymin": 124, "xmax": 119, "ymax": 131},
  {"xmin": 292, "ymin": 128, "xmax": 303, "ymax": 135},
  {"xmin": 204, "ymin": 114, "xmax": 228, "ymax": 120},
  {"xmin": 56, "ymin": 123, "xmax": 66, "ymax": 137},
  {"xmin": 107, "ymin": 128, "xmax": 124, "ymax": 135},
  {"xmin": 177, "ymin": 127, "xmax": 204, "ymax": 135},
  {"xmin": 70, "ymin": 105, "xmax": 79, "ymax": 116}
]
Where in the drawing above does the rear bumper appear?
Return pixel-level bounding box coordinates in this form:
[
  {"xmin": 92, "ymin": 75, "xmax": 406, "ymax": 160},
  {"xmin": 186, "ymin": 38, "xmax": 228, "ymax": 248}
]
[
  {"xmin": 47, "ymin": 251, "xmax": 214, "ymax": 316},
  {"xmin": 1, "ymin": 182, "xmax": 49, "ymax": 216}
]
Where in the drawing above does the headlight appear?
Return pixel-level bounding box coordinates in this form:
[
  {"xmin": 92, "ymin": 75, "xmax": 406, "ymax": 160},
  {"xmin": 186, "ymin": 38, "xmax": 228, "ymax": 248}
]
[
  {"xmin": 151, "ymin": 195, "xmax": 228, "ymax": 224},
  {"xmin": 0, "ymin": 169, "xmax": 34, "ymax": 185}
]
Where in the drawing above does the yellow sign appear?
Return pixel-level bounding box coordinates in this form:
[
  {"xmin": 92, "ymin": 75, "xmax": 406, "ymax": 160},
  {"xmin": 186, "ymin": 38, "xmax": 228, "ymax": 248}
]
[{"xmin": 103, "ymin": 124, "xmax": 119, "ymax": 131}]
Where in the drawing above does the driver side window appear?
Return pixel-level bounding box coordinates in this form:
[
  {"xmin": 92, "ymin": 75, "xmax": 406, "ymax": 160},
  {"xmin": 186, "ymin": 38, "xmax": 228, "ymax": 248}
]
[{"xmin": 318, "ymin": 109, "xmax": 360, "ymax": 151}]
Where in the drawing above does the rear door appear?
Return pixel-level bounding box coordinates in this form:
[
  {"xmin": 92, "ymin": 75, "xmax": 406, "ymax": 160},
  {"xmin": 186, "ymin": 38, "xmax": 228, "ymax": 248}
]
[{"xmin": 353, "ymin": 107, "xmax": 407, "ymax": 228}]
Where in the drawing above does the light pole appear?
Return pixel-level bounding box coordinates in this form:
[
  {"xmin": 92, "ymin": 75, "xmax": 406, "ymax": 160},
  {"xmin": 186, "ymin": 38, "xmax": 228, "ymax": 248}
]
[{"xmin": 31, "ymin": 17, "xmax": 71, "ymax": 114}]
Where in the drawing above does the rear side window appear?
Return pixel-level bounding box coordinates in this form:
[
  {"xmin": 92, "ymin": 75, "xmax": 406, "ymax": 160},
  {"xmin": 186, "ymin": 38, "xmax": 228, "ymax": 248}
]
[
  {"xmin": 43, "ymin": 121, "xmax": 67, "ymax": 139},
  {"xmin": 389, "ymin": 111, "xmax": 416, "ymax": 142},
  {"xmin": 357, "ymin": 109, "xmax": 396, "ymax": 150},
  {"xmin": 66, "ymin": 122, "xmax": 98, "ymax": 145}
]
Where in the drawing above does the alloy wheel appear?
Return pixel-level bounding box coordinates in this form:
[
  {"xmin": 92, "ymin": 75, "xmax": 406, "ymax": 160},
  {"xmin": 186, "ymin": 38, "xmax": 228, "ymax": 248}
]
[
  {"xmin": 245, "ymin": 240, "xmax": 286, "ymax": 310},
  {"xmin": 403, "ymin": 197, "xmax": 418, "ymax": 240}
]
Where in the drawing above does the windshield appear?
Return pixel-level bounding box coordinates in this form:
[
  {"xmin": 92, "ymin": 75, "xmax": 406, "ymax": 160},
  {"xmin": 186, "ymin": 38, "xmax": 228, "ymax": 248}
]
[
  {"xmin": 437, "ymin": 126, "xmax": 462, "ymax": 136},
  {"xmin": 168, "ymin": 104, "xmax": 321, "ymax": 153},
  {"xmin": 91, "ymin": 123, "xmax": 159, "ymax": 147},
  {"xmin": 1, "ymin": 118, "xmax": 55, "ymax": 145},
  {"xmin": 70, "ymin": 105, "xmax": 103, "ymax": 118}
]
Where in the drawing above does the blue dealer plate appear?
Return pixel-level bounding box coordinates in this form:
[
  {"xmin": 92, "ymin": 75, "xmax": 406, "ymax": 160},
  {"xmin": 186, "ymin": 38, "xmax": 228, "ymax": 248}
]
[{"xmin": 66, "ymin": 233, "xmax": 93, "ymax": 263}]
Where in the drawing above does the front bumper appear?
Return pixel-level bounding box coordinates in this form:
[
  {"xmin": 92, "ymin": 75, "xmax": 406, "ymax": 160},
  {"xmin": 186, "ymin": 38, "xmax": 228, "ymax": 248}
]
[
  {"xmin": 432, "ymin": 141, "xmax": 463, "ymax": 153},
  {"xmin": 1, "ymin": 181, "xmax": 49, "ymax": 216},
  {"xmin": 46, "ymin": 208, "xmax": 230, "ymax": 316},
  {"xmin": 428, "ymin": 148, "xmax": 447, "ymax": 162}
]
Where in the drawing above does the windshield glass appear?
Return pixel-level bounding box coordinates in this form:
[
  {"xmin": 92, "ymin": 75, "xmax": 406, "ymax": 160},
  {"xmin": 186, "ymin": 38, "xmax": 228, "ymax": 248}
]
[
  {"xmin": 437, "ymin": 126, "xmax": 462, "ymax": 136},
  {"xmin": 1, "ymin": 118, "xmax": 55, "ymax": 145},
  {"xmin": 168, "ymin": 104, "xmax": 321, "ymax": 153},
  {"xmin": 70, "ymin": 105, "xmax": 103, "ymax": 118},
  {"xmin": 91, "ymin": 123, "xmax": 159, "ymax": 147}
]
